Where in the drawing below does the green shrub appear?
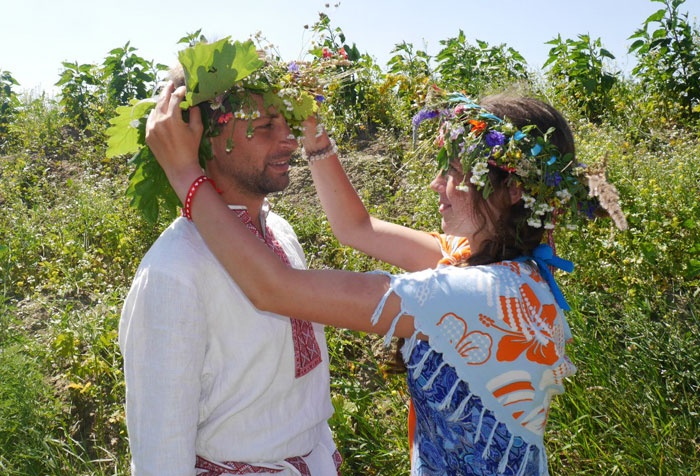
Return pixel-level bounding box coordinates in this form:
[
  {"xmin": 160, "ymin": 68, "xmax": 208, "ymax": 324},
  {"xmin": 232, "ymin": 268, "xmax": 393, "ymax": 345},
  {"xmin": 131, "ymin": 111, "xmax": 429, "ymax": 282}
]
[
  {"xmin": 0, "ymin": 344, "xmax": 61, "ymax": 473},
  {"xmin": 629, "ymin": 0, "xmax": 700, "ymax": 122},
  {"xmin": 544, "ymin": 34, "xmax": 618, "ymax": 122},
  {"xmin": 435, "ymin": 30, "xmax": 529, "ymax": 97},
  {"xmin": 102, "ymin": 42, "xmax": 167, "ymax": 106},
  {"xmin": 310, "ymin": 13, "xmax": 402, "ymax": 141},
  {"xmin": 384, "ymin": 42, "xmax": 434, "ymax": 131},
  {"xmin": 0, "ymin": 70, "xmax": 20, "ymax": 147},
  {"xmin": 55, "ymin": 61, "xmax": 110, "ymax": 131}
]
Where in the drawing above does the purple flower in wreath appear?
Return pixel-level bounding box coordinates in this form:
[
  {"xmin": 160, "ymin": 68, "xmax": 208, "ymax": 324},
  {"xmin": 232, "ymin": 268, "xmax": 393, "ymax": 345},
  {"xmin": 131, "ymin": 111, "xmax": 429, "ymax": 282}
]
[
  {"xmin": 579, "ymin": 200, "xmax": 597, "ymax": 219},
  {"xmin": 412, "ymin": 109, "xmax": 439, "ymax": 129},
  {"xmin": 484, "ymin": 130, "xmax": 506, "ymax": 147},
  {"xmin": 315, "ymin": 94, "xmax": 325, "ymax": 103},
  {"xmin": 545, "ymin": 172, "xmax": 562, "ymax": 187},
  {"xmin": 287, "ymin": 61, "xmax": 300, "ymax": 73}
]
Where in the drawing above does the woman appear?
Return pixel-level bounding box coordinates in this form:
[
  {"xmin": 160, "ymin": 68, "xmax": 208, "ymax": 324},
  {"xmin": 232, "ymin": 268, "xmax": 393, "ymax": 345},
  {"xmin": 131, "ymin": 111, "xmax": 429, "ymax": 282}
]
[{"xmin": 146, "ymin": 82, "xmax": 623, "ymax": 475}]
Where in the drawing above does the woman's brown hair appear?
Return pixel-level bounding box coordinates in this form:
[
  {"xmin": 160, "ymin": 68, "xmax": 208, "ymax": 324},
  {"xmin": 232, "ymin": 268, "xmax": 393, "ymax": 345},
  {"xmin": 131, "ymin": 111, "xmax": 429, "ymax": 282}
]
[{"xmin": 466, "ymin": 94, "xmax": 576, "ymax": 266}]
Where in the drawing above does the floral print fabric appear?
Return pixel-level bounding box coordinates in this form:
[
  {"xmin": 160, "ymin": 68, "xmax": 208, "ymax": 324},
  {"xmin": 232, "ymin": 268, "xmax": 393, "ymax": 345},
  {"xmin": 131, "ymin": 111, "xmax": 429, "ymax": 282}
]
[{"xmin": 372, "ymin": 240, "xmax": 576, "ymax": 475}]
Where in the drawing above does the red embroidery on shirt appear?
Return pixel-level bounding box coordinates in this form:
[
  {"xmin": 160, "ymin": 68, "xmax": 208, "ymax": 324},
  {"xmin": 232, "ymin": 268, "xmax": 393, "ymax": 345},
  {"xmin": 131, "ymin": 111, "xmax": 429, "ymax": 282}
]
[
  {"xmin": 196, "ymin": 451, "xmax": 341, "ymax": 476},
  {"xmin": 332, "ymin": 449, "xmax": 343, "ymax": 474},
  {"xmin": 233, "ymin": 209, "xmax": 322, "ymax": 378},
  {"xmin": 196, "ymin": 455, "xmax": 310, "ymax": 475}
]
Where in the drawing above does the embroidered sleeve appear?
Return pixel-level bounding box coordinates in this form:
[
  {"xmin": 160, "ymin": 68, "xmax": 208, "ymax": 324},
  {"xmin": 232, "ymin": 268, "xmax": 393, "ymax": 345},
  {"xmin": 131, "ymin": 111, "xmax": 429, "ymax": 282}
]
[{"xmin": 430, "ymin": 233, "xmax": 471, "ymax": 266}]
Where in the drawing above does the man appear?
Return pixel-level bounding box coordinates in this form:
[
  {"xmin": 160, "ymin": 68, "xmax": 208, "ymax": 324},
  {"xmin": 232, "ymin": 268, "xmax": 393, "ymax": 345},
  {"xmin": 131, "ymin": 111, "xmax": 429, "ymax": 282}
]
[{"xmin": 119, "ymin": 69, "xmax": 340, "ymax": 474}]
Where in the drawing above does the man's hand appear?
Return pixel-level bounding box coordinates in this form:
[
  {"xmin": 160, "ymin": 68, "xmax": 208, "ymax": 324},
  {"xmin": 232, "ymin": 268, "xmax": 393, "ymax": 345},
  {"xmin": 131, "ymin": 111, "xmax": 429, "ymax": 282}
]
[{"xmin": 146, "ymin": 81, "xmax": 205, "ymax": 200}]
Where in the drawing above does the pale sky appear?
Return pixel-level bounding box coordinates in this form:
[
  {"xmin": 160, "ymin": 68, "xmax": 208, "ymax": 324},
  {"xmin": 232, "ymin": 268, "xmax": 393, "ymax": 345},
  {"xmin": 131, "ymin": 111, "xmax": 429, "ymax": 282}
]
[{"xmin": 2, "ymin": 0, "xmax": 699, "ymax": 95}]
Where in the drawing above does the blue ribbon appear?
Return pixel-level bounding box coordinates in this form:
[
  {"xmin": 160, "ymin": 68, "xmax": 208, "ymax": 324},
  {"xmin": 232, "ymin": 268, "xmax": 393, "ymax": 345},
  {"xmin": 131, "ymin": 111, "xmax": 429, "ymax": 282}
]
[
  {"xmin": 447, "ymin": 93, "xmax": 481, "ymax": 109},
  {"xmin": 479, "ymin": 112, "xmax": 503, "ymax": 122},
  {"xmin": 515, "ymin": 244, "xmax": 574, "ymax": 311}
]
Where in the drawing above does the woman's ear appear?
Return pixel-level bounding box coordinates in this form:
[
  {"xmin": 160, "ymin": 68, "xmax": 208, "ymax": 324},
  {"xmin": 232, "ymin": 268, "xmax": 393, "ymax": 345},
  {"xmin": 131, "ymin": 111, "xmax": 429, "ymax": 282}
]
[{"xmin": 508, "ymin": 182, "xmax": 523, "ymax": 205}]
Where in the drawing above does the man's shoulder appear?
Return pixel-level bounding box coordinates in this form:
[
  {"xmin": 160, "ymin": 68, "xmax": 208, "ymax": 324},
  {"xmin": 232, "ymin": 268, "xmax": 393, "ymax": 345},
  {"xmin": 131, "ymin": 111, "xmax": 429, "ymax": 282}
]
[{"xmin": 136, "ymin": 218, "xmax": 213, "ymax": 275}]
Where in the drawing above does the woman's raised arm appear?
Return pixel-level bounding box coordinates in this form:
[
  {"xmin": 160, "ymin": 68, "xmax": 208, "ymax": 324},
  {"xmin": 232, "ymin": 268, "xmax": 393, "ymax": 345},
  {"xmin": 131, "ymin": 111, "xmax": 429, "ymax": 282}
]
[{"xmin": 300, "ymin": 119, "xmax": 443, "ymax": 272}]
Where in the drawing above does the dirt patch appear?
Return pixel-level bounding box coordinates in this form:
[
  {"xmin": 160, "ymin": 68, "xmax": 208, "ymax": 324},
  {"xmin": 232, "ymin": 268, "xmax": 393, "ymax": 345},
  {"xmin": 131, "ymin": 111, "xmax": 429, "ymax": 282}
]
[{"xmin": 275, "ymin": 139, "xmax": 407, "ymax": 212}]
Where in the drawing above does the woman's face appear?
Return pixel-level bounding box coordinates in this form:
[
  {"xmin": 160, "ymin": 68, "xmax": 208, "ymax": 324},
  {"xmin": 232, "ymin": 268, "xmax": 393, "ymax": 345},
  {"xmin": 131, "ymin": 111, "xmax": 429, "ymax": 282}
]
[{"xmin": 429, "ymin": 160, "xmax": 483, "ymax": 237}]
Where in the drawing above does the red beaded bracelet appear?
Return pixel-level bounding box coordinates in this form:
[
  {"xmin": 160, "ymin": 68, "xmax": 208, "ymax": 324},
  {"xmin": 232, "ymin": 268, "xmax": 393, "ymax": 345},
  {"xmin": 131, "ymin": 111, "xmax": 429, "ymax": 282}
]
[{"xmin": 181, "ymin": 175, "xmax": 217, "ymax": 220}]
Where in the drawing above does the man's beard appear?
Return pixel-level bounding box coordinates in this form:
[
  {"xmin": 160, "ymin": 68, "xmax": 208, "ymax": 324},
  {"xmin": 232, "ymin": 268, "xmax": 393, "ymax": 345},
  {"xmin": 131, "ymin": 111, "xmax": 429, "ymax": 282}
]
[
  {"xmin": 238, "ymin": 168, "xmax": 290, "ymax": 196},
  {"xmin": 221, "ymin": 155, "xmax": 291, "ymax": 197}
]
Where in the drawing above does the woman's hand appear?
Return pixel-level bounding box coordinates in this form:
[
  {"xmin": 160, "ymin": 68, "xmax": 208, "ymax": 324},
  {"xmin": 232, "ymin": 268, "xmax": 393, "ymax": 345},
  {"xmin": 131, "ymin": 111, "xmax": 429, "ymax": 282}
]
[
  {"xmin": 146, "ymin": 82, "xmax": 204, "ymax": 200},
  {"xmin": 300, "ymin": 114, "xmax": 332, "ymax": 153}
]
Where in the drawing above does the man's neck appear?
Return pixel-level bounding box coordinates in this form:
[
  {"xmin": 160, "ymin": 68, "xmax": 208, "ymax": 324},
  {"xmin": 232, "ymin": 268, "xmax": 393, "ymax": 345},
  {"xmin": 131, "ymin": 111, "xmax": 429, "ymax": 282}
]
[
  {"xmin": 215, "ymin": 187, "xmax": 265, "ymax": 234},
  {"xmin": 205, "ymin": 169, "xmax": 267, "ymax": 233}
]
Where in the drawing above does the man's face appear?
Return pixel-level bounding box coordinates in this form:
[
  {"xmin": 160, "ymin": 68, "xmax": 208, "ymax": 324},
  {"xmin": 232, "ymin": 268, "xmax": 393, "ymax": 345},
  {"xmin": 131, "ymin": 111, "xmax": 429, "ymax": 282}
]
[{"xmin": 209, "ymin": 94, "xmax": 298, "ymax": 198}]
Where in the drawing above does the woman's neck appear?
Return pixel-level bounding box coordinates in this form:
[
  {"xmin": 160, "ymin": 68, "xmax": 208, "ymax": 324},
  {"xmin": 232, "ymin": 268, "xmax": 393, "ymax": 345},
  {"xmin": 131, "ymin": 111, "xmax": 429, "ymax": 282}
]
[{"xmin": 466, "ymin": 228, "xmax": 494, "ymax": 258}]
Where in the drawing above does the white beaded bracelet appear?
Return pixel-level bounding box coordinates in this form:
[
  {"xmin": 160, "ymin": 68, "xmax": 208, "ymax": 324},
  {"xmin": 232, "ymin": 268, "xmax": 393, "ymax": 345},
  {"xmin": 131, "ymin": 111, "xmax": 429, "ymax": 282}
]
[
  {"xmin": 302, "ymin": 138, "xmax": 338, "ymax": 163},
  {"xmin": 315, "ymin": 122, "xmax": 325, "ymax": 138}
]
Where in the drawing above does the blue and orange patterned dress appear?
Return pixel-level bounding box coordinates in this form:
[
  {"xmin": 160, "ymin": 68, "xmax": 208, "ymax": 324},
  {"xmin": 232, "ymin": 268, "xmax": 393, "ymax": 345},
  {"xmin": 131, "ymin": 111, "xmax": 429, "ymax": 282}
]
[{"xmin": 372, "ymin": 235, "xmax": 576, "ymax": 476}]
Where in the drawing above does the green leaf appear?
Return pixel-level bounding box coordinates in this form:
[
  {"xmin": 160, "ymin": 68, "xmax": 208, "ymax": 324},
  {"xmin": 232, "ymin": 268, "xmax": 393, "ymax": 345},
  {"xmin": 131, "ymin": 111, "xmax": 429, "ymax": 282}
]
[
  {"xmin": 178, "ymin": 29, "xmax": 204, "ymax": 46},
  {"xmin": 646, "ymin": 8, "xmax": 667, "ymax": 24},
  {"xmin": 652, "ymin": 28, "xmax": 668, "ymax": 39},
  {"xmin": 54, "ymin": 70, "xmax": 74, "ymax": 87},
  {"xmin": 125, "ymin": 147, "xmax": 180, "ymax": 224},
  {"xmin": 178, "ymin": 38, "xmax": 264, "ymax": 107},
  {"xmin": 600, "ymin": 48, "xmax": 615, "ymax": 59},
  {"xmin": 263, "ymin": 90, "xmax": 318, "ymax": 128},
  {"xmin": 628, "ymin": 39, "xmax": 646, "ymax": 52},
  {"xmin": 681, "ymin": 218, "xmax": 697, "ymax": 229},
  {"xmin": 685, "ymin": 259, "xmax": 700, "ymax": 279},
  {"xmin": 436, "ymin": 147, "xmax": 448, "ymax": 171},
  {"xmin": 105, "ymin": 99, "xmax": 156, "ymax": 158}
]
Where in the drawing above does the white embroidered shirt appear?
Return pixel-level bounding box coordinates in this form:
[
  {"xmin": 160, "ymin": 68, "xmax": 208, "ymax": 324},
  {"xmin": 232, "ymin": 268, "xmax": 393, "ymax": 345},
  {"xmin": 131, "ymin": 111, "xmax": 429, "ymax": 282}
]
[{"xmin": 119, "ymin": 205, "xmax": 335, "ymax": 476}]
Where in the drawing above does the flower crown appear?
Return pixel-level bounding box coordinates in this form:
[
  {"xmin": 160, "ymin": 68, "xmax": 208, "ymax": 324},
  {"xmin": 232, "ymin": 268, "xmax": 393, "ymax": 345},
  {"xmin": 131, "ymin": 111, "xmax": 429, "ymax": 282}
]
[
  {"xmin": 106, "ymin": 37, "xmax": 350, "ymax": 224},
  {"xmin": 190, "ymin": 47, "xmax": 351, "ymax": 154},
  {"xmin": 413, "ymin": 90, "xmax": 627, "ymax": 232}
]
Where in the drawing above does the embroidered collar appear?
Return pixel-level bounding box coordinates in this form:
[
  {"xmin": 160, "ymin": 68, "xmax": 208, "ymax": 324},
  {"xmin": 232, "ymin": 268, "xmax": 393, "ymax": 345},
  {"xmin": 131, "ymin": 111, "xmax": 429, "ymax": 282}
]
[{"xmin": 226, "ymin": 199, "xmax": 272, "ymax": 238}]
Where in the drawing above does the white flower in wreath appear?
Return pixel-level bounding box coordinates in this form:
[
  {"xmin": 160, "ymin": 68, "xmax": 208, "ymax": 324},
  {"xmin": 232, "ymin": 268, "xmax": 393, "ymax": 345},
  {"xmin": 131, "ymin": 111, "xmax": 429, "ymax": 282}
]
[
  {"xmin": 472, "ymin": 161, "xmax": 488, "ymax": 176},
  {"xmin": 470, "ymin": 175, "xmax": 486, "ymax": 187},
  {"xmin": 527, "ymin": 217, "xmax": 542, "ymax": 228},
  {"xmin": 555, "ymin": 189, "xmax": 572, "ymax": 203},
  {"xmin": 534, "ymin": 203, "xmax": 554, "ymax": 216},
  {"xmin": 522, "ymin": 194, "xmax": 536, "ymax": 209}
]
